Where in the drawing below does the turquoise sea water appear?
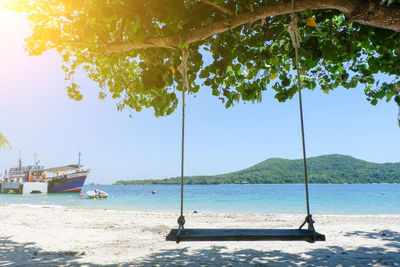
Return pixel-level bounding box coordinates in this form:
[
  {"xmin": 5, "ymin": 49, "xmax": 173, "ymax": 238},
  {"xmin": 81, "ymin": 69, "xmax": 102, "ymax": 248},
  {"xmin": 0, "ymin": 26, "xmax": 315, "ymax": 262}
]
[{"xmin": 0, "ymin": 184, "xmax": 399, "ymax": 215}]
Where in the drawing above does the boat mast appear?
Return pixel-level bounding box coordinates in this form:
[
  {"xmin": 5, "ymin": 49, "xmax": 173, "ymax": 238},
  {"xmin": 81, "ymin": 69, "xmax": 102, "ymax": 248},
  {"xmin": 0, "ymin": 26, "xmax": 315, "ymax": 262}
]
[
  {"xmin": 18, "ymin": 151, "xmax": 22, "ymax": 170},
  {"xmin": 78, "ymin": 152, "xmax": 81, "ymax": 170}
]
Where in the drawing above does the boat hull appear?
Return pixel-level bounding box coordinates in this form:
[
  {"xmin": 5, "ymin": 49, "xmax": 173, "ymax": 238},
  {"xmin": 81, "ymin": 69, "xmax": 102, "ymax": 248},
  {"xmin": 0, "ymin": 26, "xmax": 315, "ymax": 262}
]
[{"xmin": 47, "ymin": 172, "xmax": 88, "ymax": 193}]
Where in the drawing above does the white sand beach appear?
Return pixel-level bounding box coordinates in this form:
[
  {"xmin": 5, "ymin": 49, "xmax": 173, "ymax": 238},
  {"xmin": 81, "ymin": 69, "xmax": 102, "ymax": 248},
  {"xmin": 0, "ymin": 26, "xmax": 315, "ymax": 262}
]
[{"xmin": 0, "ymin": 206, "xmax": 399, "ymax": 266}]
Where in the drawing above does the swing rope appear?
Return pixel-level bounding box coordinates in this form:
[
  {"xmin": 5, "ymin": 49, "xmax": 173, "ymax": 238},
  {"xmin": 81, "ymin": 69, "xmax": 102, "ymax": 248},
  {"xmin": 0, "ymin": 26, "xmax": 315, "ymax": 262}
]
[
  {"xmin": 177, "ymin": 49, "xmax": 189, "ymax": 230},
  {"xmin": 288, "ymin": 0, "xmax": 314, "ymax": 231},
  {"xmin": 169, "ymin": 1, "xmax": 323, "ymax": 242}
]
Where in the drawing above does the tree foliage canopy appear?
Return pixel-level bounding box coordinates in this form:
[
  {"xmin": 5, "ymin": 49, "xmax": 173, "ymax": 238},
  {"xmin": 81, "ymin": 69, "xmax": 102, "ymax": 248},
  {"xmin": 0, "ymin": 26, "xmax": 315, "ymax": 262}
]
[{"xmin": 5, "ymin": 0, "xmax": 400, "ymax": 118}]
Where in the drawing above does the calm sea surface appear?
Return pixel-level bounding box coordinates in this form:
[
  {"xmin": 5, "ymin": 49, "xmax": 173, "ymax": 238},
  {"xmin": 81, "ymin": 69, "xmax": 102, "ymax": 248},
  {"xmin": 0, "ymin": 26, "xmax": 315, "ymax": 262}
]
[{"xmin": 0, "ymin": 184, "xmax": 399, "ymax": 215}]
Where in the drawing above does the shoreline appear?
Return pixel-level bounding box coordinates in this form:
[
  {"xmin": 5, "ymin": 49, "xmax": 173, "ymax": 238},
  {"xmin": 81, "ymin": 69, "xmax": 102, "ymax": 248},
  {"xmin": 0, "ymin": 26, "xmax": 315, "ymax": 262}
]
[
  {"xmin": 0, "ymin": 206, "xmax": 399, "ymax": 266},
  {"xmin": 6, "ymin": 202, "xmax": 400, "ymax": 216}
]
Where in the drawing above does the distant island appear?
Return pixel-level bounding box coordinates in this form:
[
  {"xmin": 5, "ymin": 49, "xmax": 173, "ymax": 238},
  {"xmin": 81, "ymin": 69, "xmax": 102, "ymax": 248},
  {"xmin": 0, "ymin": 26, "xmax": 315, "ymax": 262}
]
[{"xmin": 115, "ymin": 154, "xmax": 400, "ymax": 185}]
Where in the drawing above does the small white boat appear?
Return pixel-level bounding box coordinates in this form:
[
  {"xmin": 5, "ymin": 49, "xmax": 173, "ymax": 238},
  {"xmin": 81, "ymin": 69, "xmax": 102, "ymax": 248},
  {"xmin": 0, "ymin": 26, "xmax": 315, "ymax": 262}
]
[{"xmin": 86, "ymin": 189, "xmax": 108, "ymax": 199}]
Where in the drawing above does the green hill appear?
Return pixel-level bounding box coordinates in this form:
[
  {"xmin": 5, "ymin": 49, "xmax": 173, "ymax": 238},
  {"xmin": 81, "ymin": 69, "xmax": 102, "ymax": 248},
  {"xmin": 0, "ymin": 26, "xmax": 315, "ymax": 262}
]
[{"xmin": 115, "ymin": 154, "xmax": 400, "ymax": 185}]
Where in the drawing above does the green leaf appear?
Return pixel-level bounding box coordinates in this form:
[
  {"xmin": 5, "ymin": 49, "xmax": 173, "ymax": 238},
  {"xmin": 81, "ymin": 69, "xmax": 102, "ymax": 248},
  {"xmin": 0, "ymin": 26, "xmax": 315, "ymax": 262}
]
[
  {"xmin": 212, "ymin": 88, "xmax": 219, "ymax": 96},
  {"xmin": 395, "ymin": 95, "xmax": 400, "ymax": 106},
  {"xmin": 61, "ymin": 65, "xmax": 69, "ymax": 72},
  {"xmin": 178, "ymin": 41, "xmax": 189, "ymax": 49},
  {"xmin": 0, "ymin": 133, "xmax": 11, "ymax": 150},
  {"xmin": 281, "ymin": 78, "xmax": 291, "ymax": 87}
]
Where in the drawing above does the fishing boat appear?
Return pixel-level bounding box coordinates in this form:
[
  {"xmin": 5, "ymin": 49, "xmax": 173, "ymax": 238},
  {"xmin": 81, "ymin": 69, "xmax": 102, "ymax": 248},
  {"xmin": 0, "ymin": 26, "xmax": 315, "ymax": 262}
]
[
  {"xmin": 2, "ymin": 161, "xmax": 47, "ymax": 194},
  {"xmin": 46, "ymin": 165, "xmax": 89, "ymax": 193},
  {"xmin": 2, "ymin": 152, "xmax": 89, "ymax": 193}
]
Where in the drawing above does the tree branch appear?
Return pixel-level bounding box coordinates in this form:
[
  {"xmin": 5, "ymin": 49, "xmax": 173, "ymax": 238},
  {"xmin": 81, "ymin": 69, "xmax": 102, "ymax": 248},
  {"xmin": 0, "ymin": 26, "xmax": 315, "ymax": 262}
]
[
  {"xmin": 61, "ymin": 0, "xmax": 400, "ymax": 54},
  {"xmin": 200, "ymin": 0, "xmax": 234, "ymax": 16}
]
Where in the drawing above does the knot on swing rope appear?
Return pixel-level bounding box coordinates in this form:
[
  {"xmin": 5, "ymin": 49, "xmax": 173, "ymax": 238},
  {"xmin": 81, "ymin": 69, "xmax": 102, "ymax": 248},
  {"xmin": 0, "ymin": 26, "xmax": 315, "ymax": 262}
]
[
  {"xmin": 178, "ymin": 49, "xmax": 189, "ymax": 92},
  {"xmin": 288, "ymin": 14, "xmax": 301, "ymax": 48},
  {"xmin": 178, "ymin": 215, "xmax": 185, "ymax": 229}
]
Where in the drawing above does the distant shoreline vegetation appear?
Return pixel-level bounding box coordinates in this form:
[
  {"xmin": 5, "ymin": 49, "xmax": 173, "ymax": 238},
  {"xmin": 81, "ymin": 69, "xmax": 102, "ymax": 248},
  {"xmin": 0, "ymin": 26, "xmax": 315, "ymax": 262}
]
[{"xmin": 115, "ymin": 155, "xmax": 400, "ymax": 185}]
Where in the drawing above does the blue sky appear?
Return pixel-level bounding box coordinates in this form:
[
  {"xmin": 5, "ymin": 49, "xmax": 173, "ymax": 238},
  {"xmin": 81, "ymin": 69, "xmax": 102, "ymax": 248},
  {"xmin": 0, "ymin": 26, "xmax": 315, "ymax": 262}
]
[{"xmin": 0, "ymin": 9, "xmax": 399, "ymax": 184}]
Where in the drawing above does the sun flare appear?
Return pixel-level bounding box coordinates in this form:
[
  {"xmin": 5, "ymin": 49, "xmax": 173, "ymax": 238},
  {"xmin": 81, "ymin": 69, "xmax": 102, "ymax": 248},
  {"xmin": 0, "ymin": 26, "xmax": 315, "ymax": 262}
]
[{"xmin": 0, "ymin": 2, "xmax": 28, "ymax": 34}]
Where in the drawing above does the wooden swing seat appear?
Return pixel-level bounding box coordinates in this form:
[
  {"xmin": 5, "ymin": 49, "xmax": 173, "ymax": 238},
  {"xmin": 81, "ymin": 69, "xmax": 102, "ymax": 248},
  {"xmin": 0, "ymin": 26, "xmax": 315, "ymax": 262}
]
[{"xmin": 166, "ymin": 228, "xmax": 326, "ymax": 243}]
